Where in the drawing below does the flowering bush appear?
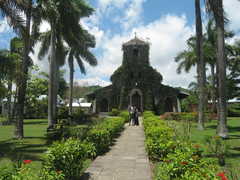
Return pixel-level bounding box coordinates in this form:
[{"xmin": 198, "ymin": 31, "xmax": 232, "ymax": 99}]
[
  {"xmin": 143, "ymin": 111, "xmax": 219, "ymax": 180},
  {"xmin": 0, "ymin": 160, "xmax": 38, "ymax": 180},
  {"xmin": 43, "ymin": 139, "xmax": 96, "ymax": 180},
  {"xmin": 87, "ymin": 117, "xmax": 125, "ymax": 155},
  {"xmin": 217, "ymin": 172, "xmax": 228, "ymax": 180},
  {"xmin": 154, "ymin": 142, "xmax": 218, "ymax": 180}
]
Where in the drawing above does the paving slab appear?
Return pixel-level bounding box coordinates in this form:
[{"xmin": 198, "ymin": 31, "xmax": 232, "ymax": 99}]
[{"xmin": 81, "ymin": 118, "xmax": 152, "ymax": 180}]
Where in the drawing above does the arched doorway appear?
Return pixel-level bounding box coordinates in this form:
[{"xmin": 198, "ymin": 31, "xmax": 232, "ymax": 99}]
[
  {"xmin": 129, "ymin": 89, "xmax": 143, "ymax": 111},
  {"xmin": 164, "ymin": 97, "xmax": 173, "ymax": 112},
  {"xmin": 100, "ymin": 98, "xmax": 109, "ymax": 112},
  {"xmin": 132, "ymin": 92, "xmax": 141, "ymax": 109}
]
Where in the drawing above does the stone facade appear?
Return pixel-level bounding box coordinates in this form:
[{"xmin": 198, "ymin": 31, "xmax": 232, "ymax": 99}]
[{"xmin": 87, "ymin": 37, "xmax": 187, "ymax": 114}]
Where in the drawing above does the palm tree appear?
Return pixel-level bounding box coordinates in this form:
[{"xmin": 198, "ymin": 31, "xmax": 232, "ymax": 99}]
[
  {"xmin": 14, "ymin": 0, "xmax": 38, "ymax": 139},
  {"xmin": 0, "ymin": 0, "xmax": 25, "ymax": 34},
  {"xmin": 1, "ymin": 0, "xmax": 41, "ymax": 138},
  {"xmin": 195, "ymin": 0, "xmax": 206, "ymax": 130},
  {"xmin": 67, "ymin": 31, "xmax": 97, "ymax": 120},
  {"xmin": 205, "ymin": 0, "xmax": 228, "ymax": 138},
  {"xmin": 38, "ymin": 0, "xmax": 94, "ymax": 128}
]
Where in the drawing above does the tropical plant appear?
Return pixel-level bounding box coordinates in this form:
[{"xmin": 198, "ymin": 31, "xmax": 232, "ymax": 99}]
[
  {"xmin": 38, "ymin": 0, "xmax": 95, "ymax": 128},
  {"xmin": 67, "ymin": 30, "xmax": 97, "ymax": 121},
  {"xmin": 195, "ymin": 0, "xmax": 206, "ymax": 130},
  {"xmin": 205, "ymin": 0, "xmax": 228, "ymax": 138}
]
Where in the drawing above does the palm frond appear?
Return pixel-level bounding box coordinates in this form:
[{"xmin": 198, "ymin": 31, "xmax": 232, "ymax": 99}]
[
  {"xmin": 0, "ymin": 0, "xmax": 25, "ymax": 35},
  {"xmin": 75, "ymin": 55, "xmax": 86, "ymax": 74},
  {"xmin": 38, "ymin": 31, "xmax": 51, "ymax": 60}
]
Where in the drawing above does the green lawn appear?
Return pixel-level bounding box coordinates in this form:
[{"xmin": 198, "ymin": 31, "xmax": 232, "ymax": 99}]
[{"xmin": 0, "ymin": 119, "xmax": 48, "ymax": 170}]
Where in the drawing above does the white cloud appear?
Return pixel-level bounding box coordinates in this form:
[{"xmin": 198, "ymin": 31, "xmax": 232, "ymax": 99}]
[
  {"xmin": 82, "ymin": 14, "xmax": 195, "ymax": 88},
  {"xmin": 98, "ymin": 0, "xmax": 128, "ymax": 11},
  {"xmin": 30, "ymin": 42, "xmax": 49, "ymax": 72},
  {"xmin": 75, "ymin": 77, "xmax": 111, "ymax": 87},
  {"xmin": 224, "ymin": 0, "xmax": 240, "ymax": 32},
  {"xmin": 121, "ymin": 0, "xmax": 146, "ymax": 29},
  {"xmin": 29, "ymin": 1, "xmax": 198, "ymax": 89},
  {"xmin": 0, "ymin": 18, "xmax": 11, "ymax": 33}
]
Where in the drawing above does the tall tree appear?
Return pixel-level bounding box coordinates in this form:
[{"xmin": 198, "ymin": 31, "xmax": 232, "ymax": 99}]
[
  {"xmin": 1, "ymin": 0, "xmax": 41, "ymax": 138},
  {"xmin": 206, "ymin": 0, "xmax": 228, "ymax": 138},
  {"xmin": 67, "ymin": 31, "xmax": 97, "ymax": 120},
  {"xmin": 14, "ymin": 0, "xmax": 33, "ymax": 139},
  {"xmin": 38, "ymin": 0, "xmax": 94, "ymax": 128},
  {"xmin": 195, "ymin": 0, "xmax": 206, "ymax": 130}
]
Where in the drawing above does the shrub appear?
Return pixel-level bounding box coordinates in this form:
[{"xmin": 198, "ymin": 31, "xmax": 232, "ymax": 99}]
[
  {"xmin": 0, "ymin": 160, "xmax": 38, "ymax": 180},
  {"xmin": 57, "ymin": 106, "xmax": 69, "ymax": 120},
  {"xmin": 72, "ymin": 108, "xmax": 88, "ymax": 124},
  {"xmin": 87, "ymin": 117, "xmax": 125, "ymax": 155},
  {"xmin": 160, "ymin": 112, "xmax": 216, "ymax": 122},
  {"xmin": 228, "ymin": 103, "xmax": 240, "ymax": 117},
  {"xmin": 109, "ymin": 108, "xmax": 120, "ymax": 116},
  {"xmin": 119, "ymin": 111, "xmax": 129, "ymax": 123},
  {"xmin": 143, "ymin": 111, "xmax": 219, "ymax": 180},
  {"xmin": 43, "ymin": 139, "xmax": 96, "ymax": 180},
  {"xmin": 154, "ymin": 143, "xmax": 218, "ymax": 180}
]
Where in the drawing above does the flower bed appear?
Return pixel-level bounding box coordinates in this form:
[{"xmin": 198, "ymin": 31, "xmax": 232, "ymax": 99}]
[{"xmin": 143, "ymin": 111, "xmax": 219, "ymax": 180}]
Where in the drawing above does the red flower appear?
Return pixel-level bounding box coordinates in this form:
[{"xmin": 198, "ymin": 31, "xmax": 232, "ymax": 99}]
[
  {"xmin": 180, "ymin": 161, "xmax": 188, "ymax": 165},
  {"xmin": 217, "ymin": 172, "xmax": 228, "ymax": 180},
  {"xmin": 23, "ymin": 160, "xmax": 32, "ymax": 164}
]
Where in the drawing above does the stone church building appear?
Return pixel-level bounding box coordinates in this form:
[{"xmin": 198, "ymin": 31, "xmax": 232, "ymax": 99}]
[{"xmin": 87, "ymin": 36, "xmax": 188, "ymax": 114}]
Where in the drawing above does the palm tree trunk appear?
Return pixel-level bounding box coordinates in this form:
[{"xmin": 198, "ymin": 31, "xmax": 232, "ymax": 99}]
[
  {"xmin": 54, "ymin": 63, "xmax": 60, "ymax": 123},
  {"xmin": 7, "ymin": 78, "xmax": 12, "ymax": 122},
  {"xmin": 14, "ymin": 1, "xmax": 32, "ymax": 138},
  {"xmin": 195, "ymin": 0, "xmax": 206, "ymax": 130},
  {"xmin": 48, "ymin": 29, "xmax": 57, "ymax": 129},
  {"xmin": 210, "ymin": 63, "xmax": 217, "ymax": 112},
  {"xmin": 215, "ymin": 0, "xmax": 228, "ymax": 138},
  {"xmin": 68, "ymin": 58, "xmax": 74, "ymax": 121}
]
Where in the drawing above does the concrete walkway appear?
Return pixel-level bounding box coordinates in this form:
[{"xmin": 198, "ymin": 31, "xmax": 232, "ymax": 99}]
[{"xmin": 81, "ymin": 118, "xmax": 152, "ymax": 180}]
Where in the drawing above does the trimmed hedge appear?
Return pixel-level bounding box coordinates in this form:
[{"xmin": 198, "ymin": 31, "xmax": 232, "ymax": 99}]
[
  {"xmin": 143, "ymin": 111, "xmax": 218, "ymax": 180},
  {"xmin": 160, "ymin": 112, "xmax": 217, "ymax": 122},
  {"xmin": 87, "ymin": 117, "xmax": 125, "ymax": 155}
]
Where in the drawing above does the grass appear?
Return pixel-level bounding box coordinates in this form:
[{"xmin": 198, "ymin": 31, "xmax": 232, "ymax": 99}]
[
  {"xmin": 173, "ymin": 117, "xmax": 240, "ymax": 178},
  {"xmin": 0, "ymin": 119, "xmax": 48, "ymax": 171},
  {"xmin": 0, "ymin": 118, "xmax": 96, "ymax": 177}
]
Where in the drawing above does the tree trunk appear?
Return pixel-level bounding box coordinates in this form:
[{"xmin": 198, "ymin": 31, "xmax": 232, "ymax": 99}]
[
  {"xmin": 210, "ymin": 63, "xmax": 217, "ymax": 113},
  {"xmin": 7, "ymin": 78, "xmax": 12, "ymax": 122},
  {"xmin": 215, "ymin": 0, "xmax": 228, "ymax": 138},
  {"xmin": 14, "ymin": 1, "xmax": 32, "ymax": 139},
  {"xmin": 195, "ymin": 0, "xmax": 206, "ymax": 130},
  {"xmin": 48, "ymin": 29, "xmax": 57, "ymax": 129},
  {"xmin": 68, "ymin": 58, "xmax": 74, "ymax": 121}
]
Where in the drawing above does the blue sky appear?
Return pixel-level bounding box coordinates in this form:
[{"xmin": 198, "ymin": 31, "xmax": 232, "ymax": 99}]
[{"xmin": 1, "ymin": 0, "xmax": 240, "ymax": 88}]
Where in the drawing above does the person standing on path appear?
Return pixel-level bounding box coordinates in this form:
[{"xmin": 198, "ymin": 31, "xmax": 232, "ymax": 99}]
[
  {"xmin": 128, "ymin": 105, "xmax": 134, "ymax": 125},
  {"xmin": 133, "ymin": 106, "xmax": 139, "ymax": 126}
]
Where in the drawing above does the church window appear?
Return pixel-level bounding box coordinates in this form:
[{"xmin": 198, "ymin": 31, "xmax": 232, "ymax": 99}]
[{"xmin": 133, "ymin": 48, "xmax": 139, "ymax": 57}]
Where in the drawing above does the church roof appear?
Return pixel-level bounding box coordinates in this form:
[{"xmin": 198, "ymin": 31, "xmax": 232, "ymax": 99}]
[{"xmin": 123, "ymin": 37, "xmax": 149, "ymax": 46}]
